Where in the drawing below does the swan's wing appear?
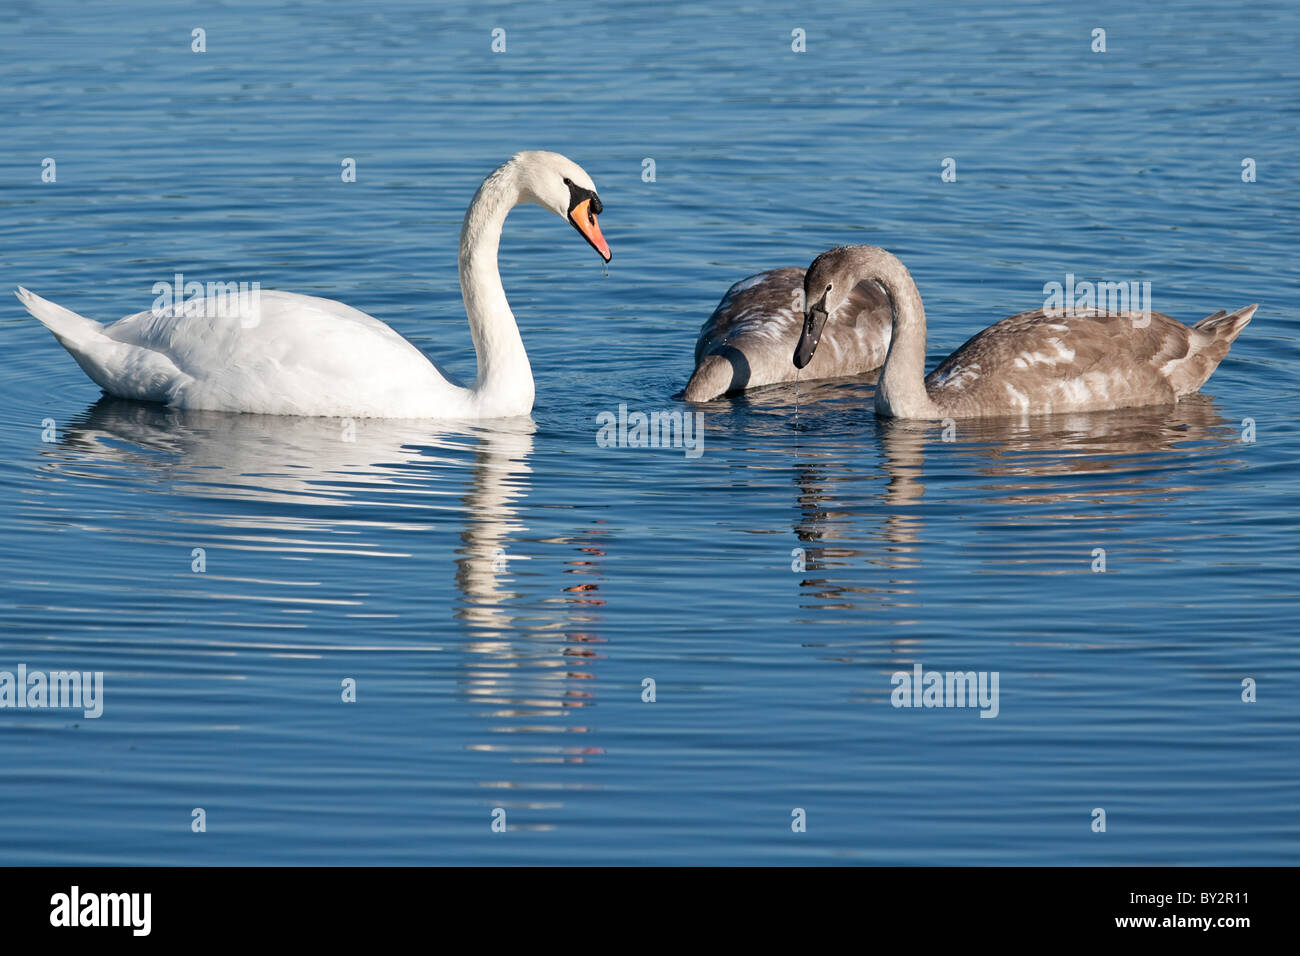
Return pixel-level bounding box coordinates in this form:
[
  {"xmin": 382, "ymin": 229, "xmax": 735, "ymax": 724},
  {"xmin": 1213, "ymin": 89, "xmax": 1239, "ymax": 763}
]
[
  {"xmin": 694, "ymin": 268, "xmax": 892, "ymax": 363},
  {"xmin": 925, "ymin": 309, "xmax": 1213, "ymax": 415},
  {"xmin": 106, "ymin": 290, "xmax": 424, "ymax": 365},
  {"xmin": 693, "ymin": 268, "xmax": 805, "ymax": 363},
  {"xmin": 104, "ymin": 290, "xmax": 452, "ymax": 415}
]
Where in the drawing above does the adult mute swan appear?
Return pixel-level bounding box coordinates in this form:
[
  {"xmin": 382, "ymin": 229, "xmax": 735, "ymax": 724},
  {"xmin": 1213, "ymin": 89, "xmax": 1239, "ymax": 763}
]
[
  {"xmin": 794, "ymin": 245, "xmax": 1255, "ymax": 419},
  {"xmin": 16, "ymin": 150, "xmax": 611, "ymax": 419},
  {"xmin": 683, "ymin": 259, "xmax": 891, "ymax": 402}
]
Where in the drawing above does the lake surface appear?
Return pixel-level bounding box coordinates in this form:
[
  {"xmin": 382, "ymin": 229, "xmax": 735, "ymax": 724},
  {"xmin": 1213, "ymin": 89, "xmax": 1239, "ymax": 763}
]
[{"xmin": 0, "ymin": 0, "xmax": 1297, "ymax": 864}]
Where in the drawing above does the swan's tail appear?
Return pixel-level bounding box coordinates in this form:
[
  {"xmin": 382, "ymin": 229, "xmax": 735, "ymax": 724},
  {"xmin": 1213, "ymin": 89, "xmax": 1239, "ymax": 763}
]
[
  {"xmin": 15, "ymin": 287, "xmax": 183, "ymax": 402},
  {"xmin": 1194, "ymin": 303, "xmax": 1256, "ymax": 344},
  {"xmin": 1171, "ymin": 303, "xmax": 1257, "ymax": 397},
  {"xmin": 15, "ymin": 287, "xmax": 106, "ymax": 348}
]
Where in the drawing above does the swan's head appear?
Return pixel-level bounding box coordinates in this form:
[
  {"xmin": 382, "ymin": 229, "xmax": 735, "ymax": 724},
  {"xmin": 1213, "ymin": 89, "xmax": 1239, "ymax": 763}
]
[
  {"xmin": 794, "ymin": 247, "xmax": 860, "ymax": 369},
  {"xmin": 794, "ymin": 245, "xmax": 883, "ymax": 369},
  {"xmin": 512, "ymin": 151, "xmax": 611, "ymax": 262}
]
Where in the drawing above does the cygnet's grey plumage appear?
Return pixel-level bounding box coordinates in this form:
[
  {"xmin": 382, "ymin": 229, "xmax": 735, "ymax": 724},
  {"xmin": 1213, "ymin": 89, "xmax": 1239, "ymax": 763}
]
[
  {"xmin": 794, "ymin": 245, "xmax": 1256, "ymax": 420},
  {"xmin": 684, "ymin": 264, "xmax": 891, "ymax": 402}
]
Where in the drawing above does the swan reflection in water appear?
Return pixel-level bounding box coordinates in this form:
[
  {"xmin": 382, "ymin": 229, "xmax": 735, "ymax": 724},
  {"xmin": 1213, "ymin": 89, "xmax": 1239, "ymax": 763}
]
[
  {"xmin": 44, "ymin": 400, "xmax": 607, "ymax": 792},
  {"xmin": 770, "ymin": 388, "xmax": 1244, "ymax": 614},
  {"xmin": 452, "ymin": 419, "xmax": 610, "ymax": 780},
  {"xmin": 47, "ymin": 396, "xmax": 483, "ymax": 512}
]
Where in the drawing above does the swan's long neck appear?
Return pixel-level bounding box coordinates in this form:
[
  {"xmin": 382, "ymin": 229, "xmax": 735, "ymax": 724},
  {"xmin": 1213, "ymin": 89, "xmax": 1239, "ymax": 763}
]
[
  {"xmin": 869, "ymin": 252, "xmax": 938, "ymax": 419},
  {"xmin": 459, "ymin": 162, "xmax": 534, "ymax": 416}
]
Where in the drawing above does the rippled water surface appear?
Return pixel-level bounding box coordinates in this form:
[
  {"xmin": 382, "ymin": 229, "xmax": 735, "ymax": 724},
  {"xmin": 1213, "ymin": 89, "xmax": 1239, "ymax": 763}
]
[{"xmin": 1, "ymin": 0, "xmax": 1297, "ymax": 864}]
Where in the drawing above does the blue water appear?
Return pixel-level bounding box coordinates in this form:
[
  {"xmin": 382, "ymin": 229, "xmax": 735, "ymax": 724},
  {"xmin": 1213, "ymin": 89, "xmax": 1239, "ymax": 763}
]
[{"xmin": 1, "ymin": 0, "xmax": 1297, "ymax": 864}]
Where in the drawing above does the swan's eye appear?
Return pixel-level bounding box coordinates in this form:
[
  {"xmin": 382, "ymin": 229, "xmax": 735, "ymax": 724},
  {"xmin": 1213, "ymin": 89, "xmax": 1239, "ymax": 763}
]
[
  {"xmin": 563, "ymin": 177, "xmax": 573, "ymax": 186},
  {"xmin": 826, "ymin": 283, "xmax": 833, "ymax": 292}
]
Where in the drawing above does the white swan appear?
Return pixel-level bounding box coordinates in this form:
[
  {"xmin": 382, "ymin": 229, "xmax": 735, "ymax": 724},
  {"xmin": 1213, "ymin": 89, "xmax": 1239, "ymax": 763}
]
[
  {"xmin": 794, "ymin": 245, "xmax": 1256, "ymax": 419},
  {"xmin": 16, "ymin": 151, "xmax": 610, "ymax": 419}
]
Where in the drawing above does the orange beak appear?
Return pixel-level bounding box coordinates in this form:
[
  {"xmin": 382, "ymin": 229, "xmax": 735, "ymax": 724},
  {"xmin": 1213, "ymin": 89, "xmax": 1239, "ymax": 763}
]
[{"xmin": 569, "ymin": 198, "xmax": 611, "ymax": 262}]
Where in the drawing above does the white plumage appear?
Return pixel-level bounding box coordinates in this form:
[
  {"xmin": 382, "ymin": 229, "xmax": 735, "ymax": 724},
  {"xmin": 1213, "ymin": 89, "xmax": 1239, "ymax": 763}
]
[{"xmin": 17, "ymin": 151, "xmax": 609, "ymax": 419}]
